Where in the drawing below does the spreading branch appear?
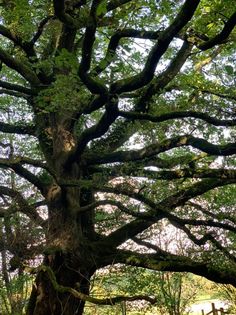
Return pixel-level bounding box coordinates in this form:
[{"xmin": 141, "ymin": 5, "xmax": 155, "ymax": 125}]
[
  {"xmin": 112, "ymin": 249, "xmax": 236, "ymax": 287},
  {"xmin": 78, "ymin": 0, "xmax": 108, "ymax": 94},
  {"xmin": 30, "ymin": 16, "xmax": 54, "ymax": 45},
  {"xmin": 92, "ymin": 29, "xmax": 163, "ymax": 76},
  {"xmin": 0, "ymin": 122, "xmax": 36, "ymax": 136},
  {"xmin": 53, "ymin": 0, "xmax": 77, "ymax": 28},
  {"xmin": 104, "ymin": 166, "xmax": 236, "ymax": 181},
  {"xmin": 0, "ymin": 88, "xmax": 30, "ymax": 99},
  {"xmin": 79, "ymin": 199, "xmax": 144, "ymax": 218},
  {"xmin": 0, "ymin": 159, "xmax": 47, "ymax": 194},
  {"xmin": 198, "ymin": 11, "xmax": 236, "ymax": 50},
  {"xmin": 0, "ymin": 156, "xmax": 52, "ymax": 174},
  {"xmin": 87, "ymin": 135, "xmax": 236, "ymax": 165},
  {"xmin": 0, "ymin": 49, "xmax": 40, "ymax": 85},
  {"xmin": 65, "ymin": 96, "xmax": 119, "ymax": 165},
  {"xmin": 111, "ymin": 0, "xmax": 200, "ymax": 93},
  {"xmin": 0, "ymin": 186, "xmax": 46, "ymax": 227},
  {"xmin": 0, "ymin": 80, "xmax": 35, "ymax": 95},
  {"xmin": 188, "ymin": 202, "xmax": 236, "ymax": 225},
  {"xmin": 0, "ymin": 25, "xmax": 36, "ymax": 58},
  {"xmin": 99, "ymin": 178, "xmax": 235, "ymax": 247},
  {"xmin": 135, "ymin": 40, "xmax": 193, "ymax": 112},
  {"xmin": 119, "ymin": 110, "xmax": 236, "ymax": 127},
  {"xmin": 91, "ymin": 40, "xmax": 193, "ymax": 153},
  {"xmin": 35, "ymin": 265, "xmax": 156, "ymax": 305},
  {"xmin": 106, "ymin": 0, "xmax": 133, "ymax": 12},
  {"xmin": 170, "ymin": 223, "xmax": 236, "ymax": 263}
]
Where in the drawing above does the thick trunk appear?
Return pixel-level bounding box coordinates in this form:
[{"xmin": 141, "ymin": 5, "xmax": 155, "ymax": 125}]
[
  {"xmin": 27, "ymin": 184, "xmax": 97, "ymax": 315},
  {"xmin": 27, "ymin": 250, "xmax": 94, "ymax": 315},
  {"xmin": 27, "ymin": 116, "xmax": 100, "ymax": 314}
]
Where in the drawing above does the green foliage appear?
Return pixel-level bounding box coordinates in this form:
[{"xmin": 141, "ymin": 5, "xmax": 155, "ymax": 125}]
[
  {"xmin": 216, "ymin": 284, "xmax": 236, "ymax": 313},
  {"xmin": 84, "ymin": 266, "xmax": 201, "ymax": 315},
  {"xmin": 1, "ymin": 0, "xmax": 33, "ymax": 40},
  {"xmin": 0, "ymin": 272, "xmax": 33, "ymax": 315},
  {"xmin": 97, "ymin": 1, "xmax": 107, "ymax": 17},
  {"xmin": 0, "ymin": 0, "xmax": 235, "ymax": 314}
]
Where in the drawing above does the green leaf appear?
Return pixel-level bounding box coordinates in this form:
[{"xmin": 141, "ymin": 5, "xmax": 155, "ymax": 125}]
[
  {"xmin": 225, "ymin": 65, "xmax": 234, "ymax": 75},
  {"xmin": 97, "ymin": 2, "xmax": 107, "ymax": 16}
]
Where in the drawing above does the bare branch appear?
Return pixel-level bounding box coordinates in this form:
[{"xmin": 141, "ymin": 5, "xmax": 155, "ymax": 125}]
[
  {"xmin": 132, "ymin": 237, "xmax": 169, "ymax": 254},
  {"xmin": 80, "ymin": 199, "xmax": 147, "ymax": 218},
  {"xmin": 188, "ymin": 202, "xmax": 236, "ymax": 225},
  {"xmin": 168, "ymin": 214, "xmax": 236, "ymax": 235},
  {"xmin": 200, "ymin": 89, "xmax": 236, "ymax": 101},
  {"xmin": 171, "ymin": 224, "xmax": 236, "ymax": 263}
]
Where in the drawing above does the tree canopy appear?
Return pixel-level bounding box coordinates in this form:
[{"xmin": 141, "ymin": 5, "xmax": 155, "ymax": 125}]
[{"xmin": 0, "ymin": 0, "xmax": 236, "ymax": 314}]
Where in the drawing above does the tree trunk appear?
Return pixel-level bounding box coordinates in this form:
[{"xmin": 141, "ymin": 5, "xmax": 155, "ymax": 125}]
[
  {"xmin": 27, "ymin": 182, "xmax": 97, "ymax": 315},
  {"xmin": 27, "ymin": 250, "xmax": 93, "ymax": 315},
  {"xmin": 25, "ymin": 116, "xmax": 101, "ymax": 315}
]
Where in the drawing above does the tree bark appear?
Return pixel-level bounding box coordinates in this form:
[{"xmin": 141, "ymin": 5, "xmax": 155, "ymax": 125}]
[
  {"xmin": 27, "ymin": 250, "xmax": 94, "ymax": 315},
  {"xmin": 26, "ymin": 196, "xmax": 96, "ymax": 315},
  {"xmin": 26, "ymin": 159, "xmax": 96, "ymax": 315}
]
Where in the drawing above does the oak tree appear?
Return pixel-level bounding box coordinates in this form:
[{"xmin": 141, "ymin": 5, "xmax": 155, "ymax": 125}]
[{"xmin": 0, "ymin": 0, "xmax": 236, "ymax": 314}]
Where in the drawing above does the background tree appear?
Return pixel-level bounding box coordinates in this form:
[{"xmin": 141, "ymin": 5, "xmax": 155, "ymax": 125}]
[
  {"xmin": 216, "ymin": 284, "xmax": 236, "ymax": 314},
  {"xmin": 0, "ymin": 0, "xmax": 236, "ymax": 314},
  {"xmin": 84, "ymin": 266, "xmax": 200, "ymax": 315}
]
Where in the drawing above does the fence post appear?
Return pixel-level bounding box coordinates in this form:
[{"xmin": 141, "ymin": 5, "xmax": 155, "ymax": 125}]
[
  {"xmin": 121, "ymin": 301, "xmax": 126, "ymax": 315},
  {"xmin": 212, "ymin": 303, "xmax": 217, "ymax": 315}
]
